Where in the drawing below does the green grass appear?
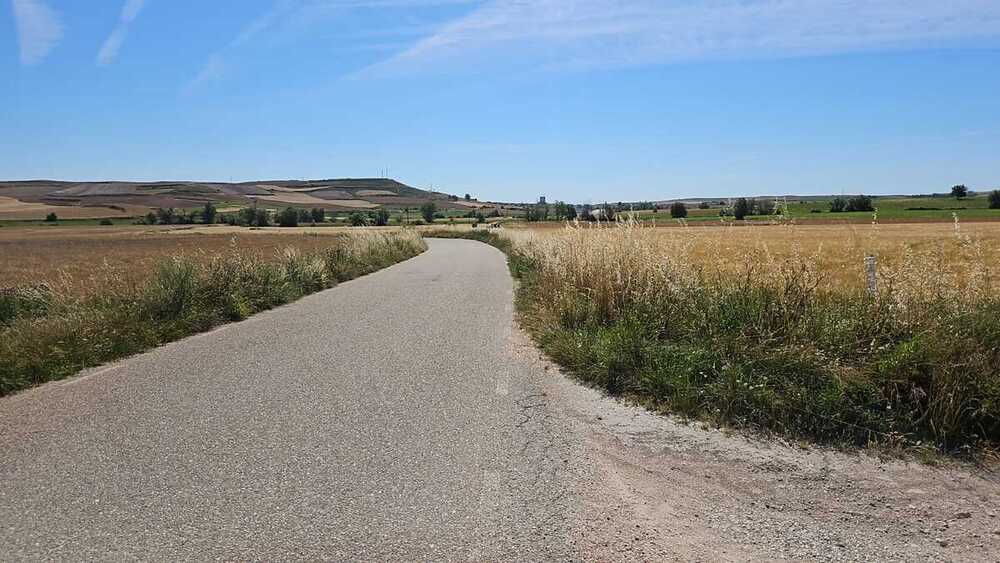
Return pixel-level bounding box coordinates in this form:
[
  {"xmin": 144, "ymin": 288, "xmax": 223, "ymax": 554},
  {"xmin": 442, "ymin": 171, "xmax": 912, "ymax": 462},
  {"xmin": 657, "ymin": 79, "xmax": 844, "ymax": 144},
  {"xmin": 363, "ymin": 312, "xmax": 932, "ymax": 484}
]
[{"xmin": 0, "ymin": 232, "xmax": 426, "ymax": 395}]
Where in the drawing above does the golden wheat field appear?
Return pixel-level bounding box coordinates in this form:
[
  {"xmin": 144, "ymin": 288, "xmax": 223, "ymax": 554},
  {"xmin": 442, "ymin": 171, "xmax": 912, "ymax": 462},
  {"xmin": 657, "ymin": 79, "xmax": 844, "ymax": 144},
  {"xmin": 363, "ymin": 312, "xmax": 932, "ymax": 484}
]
[
  {"xmin": 507, "ymin": 220, "xmax": 1000, "ymax": 294},
  {"xmin": 0, "ymin": 226, "xmax": 352, "ymax": 294}
]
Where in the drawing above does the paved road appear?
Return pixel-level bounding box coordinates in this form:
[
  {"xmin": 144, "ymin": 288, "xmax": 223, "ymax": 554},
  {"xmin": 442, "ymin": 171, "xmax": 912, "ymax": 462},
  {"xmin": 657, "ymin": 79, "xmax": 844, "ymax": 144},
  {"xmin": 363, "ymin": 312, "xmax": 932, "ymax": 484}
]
[
  {"xmin": 6, "ymin": 238, "xmax": 1000, "ymax": 561},
  {"xmin": 0, "ymin": 239, "xmax": 581, "ymax": 560}
]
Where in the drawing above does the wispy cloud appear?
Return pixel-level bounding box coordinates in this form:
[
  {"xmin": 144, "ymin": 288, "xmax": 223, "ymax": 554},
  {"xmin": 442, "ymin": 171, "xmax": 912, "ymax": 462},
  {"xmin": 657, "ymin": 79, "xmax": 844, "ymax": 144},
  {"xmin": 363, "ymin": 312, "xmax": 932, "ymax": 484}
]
[
  {"xmin": 10, "ymin": 0, "xmax": 63, "ymax": 66},
  {"xmin": 184, "ymin": 0, "xmax": 296, "ymax": 91},
  {"xmin": 364, "ymin": 0, "xmax": 1000, "ymax": 75},
  {"xmin": 184, "ymin": 0, "xmax": 480, "ymax": 91},
  {"xmin": 97, "ymin": 0, "xmax": 148, "ymax": 65}
]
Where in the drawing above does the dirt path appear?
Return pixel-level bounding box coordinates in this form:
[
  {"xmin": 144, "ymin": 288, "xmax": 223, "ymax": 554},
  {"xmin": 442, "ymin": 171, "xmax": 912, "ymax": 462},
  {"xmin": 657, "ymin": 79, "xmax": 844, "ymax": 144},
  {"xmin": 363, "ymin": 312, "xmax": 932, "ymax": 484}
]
[{"xmin": 510, "ymin": 329, "xmax": 1000, "ymax": 561}]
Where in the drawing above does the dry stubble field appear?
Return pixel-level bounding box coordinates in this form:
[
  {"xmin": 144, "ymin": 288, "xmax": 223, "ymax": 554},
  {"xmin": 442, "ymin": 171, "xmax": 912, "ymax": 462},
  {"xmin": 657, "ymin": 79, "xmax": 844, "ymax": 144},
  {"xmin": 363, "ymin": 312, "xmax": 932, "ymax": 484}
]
[{"xmin": 0, "ymin": 226, "xmax": 353, "ymax": 293}]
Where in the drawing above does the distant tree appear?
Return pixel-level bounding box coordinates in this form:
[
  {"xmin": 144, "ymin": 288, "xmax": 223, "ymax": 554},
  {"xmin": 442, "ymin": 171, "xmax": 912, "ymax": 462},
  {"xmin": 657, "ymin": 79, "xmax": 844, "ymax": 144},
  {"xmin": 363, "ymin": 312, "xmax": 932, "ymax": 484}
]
[
  {"xmin": 733, "ymin": 198, "xmax": 750, "ymax": 220},
  {"xmin": 989, "ymin": 190, "xmax": 1000, "ymax": 210},
  {"xmin": 698, "ymin": 201, "xmax": 710, "ymax": 209},
  {"xmin": 845, "ymin": 195, "xmax": 874, "ymax": 212},
  {"xmin": 580, "ymin": 204, "xmax": 596, "ymax": 222},
  {"xmin": 240, "ymin": 205, "xmax": 269, "ymax": 227},
  {"xmin": 256, "ymin": 208, "xmax": 270, "ymax": 227},
  {"xmin": 44, "ymin": 212, "xmax": 58, "ymax": 222},
  {"xmin": 602, "ymin": 202, "xmax": 617, "ymax": 221},
  {"xmin": 156, "ymin": 207, "xmax": 177, "ymax": 225},
  {"xmin": 464, "ymin": 193, "xmax": 471, "ymax": 201},
  {"xmin": 239, "ymin": 207, "xmax": 256, "ymax": 226},
  {"xmin": 420, "ymin": 201, "xmax": 438, "ymax": 223},
  {"xmin": 374, "ymin": 208, "xmax": 390, "ymax": 227},
  {"xmin": 349, "ymin": 212, "xmax": 368, "ymax": 227},
  {"xmin": 560, "ymin": 202, "xmax": 577, "ymax": 221},
  {"xmin": 670, "ymin": 202, "xmax": 688, "ymax": 219},
  {"xmin": 145, "ymin": 211, "xmax": 157, "ymax": 225},
  {"xmin": 651, "ymin": 204, "xmax": 658, "ymax": 214},
  {"xmin": 201, "ymin": 202, "xmax": 217, "ymax": 224},
  {"xmin": 951, "ymin": 184, "xmax": 969, "ymax": 199},
  {"xmin": 310, "ymin": 208, "xmax": 325, "ymax": 223},
  {"xmin": 99, "ymin": 218, "xmax": 113, "ymax": 226},
  {"xmin": 829, "ymin": 198, "xmax": 847, "ymax": 213},
  {"xmin": 278, "ymin": 207, "xmax": 299, "ymax": 227}
]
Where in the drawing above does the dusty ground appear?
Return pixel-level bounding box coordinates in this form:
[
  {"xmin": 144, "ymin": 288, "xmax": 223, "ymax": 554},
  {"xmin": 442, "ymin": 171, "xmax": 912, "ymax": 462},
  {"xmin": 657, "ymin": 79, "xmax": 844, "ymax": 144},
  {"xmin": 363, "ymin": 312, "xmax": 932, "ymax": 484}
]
[{"xmin": 508, "ymin": 328, "xmax": 1000, "ymax": 561}]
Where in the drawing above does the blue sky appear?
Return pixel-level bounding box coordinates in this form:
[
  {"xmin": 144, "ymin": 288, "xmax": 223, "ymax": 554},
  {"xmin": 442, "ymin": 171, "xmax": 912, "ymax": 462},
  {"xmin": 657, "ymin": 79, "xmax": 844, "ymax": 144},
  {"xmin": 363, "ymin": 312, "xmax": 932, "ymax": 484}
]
[{"xmin": 3, "ymin": 0, "xmax": 1000, "ymax": 202}]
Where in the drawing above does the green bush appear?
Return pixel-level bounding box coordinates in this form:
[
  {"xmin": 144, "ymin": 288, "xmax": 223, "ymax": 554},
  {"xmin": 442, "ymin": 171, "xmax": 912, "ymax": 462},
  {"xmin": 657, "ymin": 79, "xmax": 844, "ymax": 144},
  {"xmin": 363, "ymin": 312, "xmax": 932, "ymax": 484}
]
[
  {"xmin": 420, "ymin": 202, "xmax": 438, "ymax": 223},
  {"xmin": 278, "ymin": 207, "xmax": 299, "ymax": 228},
  {"xmin": 989, "ymin": 190, "xmax": 1000, "ymax": 210}
]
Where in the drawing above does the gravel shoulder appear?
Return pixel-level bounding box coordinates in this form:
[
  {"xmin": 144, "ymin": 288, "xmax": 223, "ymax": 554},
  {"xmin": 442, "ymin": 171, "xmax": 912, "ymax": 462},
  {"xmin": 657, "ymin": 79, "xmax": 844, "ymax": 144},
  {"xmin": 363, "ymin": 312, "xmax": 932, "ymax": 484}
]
[{"xmin": 509, "ymin": 327, "xmax": 1000, "ymax": 561}]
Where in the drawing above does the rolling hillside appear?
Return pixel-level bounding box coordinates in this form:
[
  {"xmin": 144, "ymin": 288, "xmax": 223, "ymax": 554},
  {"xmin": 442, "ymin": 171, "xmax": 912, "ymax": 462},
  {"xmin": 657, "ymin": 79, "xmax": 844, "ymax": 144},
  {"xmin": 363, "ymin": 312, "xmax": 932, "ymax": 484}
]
[{"xmin": 0, "ymin": 178, "xmax": 477, "ymax": 220}]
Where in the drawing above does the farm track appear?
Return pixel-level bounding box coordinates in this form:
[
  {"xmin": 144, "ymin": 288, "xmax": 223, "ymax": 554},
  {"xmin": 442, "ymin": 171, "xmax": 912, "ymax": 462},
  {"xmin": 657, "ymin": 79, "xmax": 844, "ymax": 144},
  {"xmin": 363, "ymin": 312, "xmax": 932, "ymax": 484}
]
[{"xmin": 1, "ymin": 239, "xmax": 999, "ymax": 560}]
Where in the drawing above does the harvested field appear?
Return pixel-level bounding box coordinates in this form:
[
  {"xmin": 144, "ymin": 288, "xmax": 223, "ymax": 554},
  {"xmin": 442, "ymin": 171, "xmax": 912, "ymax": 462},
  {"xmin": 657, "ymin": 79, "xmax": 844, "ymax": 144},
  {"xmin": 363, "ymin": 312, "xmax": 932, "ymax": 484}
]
[
  {"xmin": 356, "ymin": 189, "xmax": 398, "ymax": 197},
  {"xmin": 306, "ymin": 189, "xmax": 355, "ymax": 199},
  {"xmin": 249, "ymin": 193, "xmax": 378, "ymax": 208},
  {"xmin": 0, "ymin": 196, "xmax": 151, "ymax": 220},
  {"xmin": 0, "ymin": 226, "xmax": 351, "ymax": 294}
]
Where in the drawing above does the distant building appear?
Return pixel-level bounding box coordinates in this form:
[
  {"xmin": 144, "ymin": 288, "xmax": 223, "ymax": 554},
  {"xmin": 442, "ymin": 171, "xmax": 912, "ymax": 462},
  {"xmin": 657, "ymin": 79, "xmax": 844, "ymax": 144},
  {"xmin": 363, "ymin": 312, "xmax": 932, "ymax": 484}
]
[{"xmin": 538, "ymin": 196, "xmax": 547, "ymax": 205}]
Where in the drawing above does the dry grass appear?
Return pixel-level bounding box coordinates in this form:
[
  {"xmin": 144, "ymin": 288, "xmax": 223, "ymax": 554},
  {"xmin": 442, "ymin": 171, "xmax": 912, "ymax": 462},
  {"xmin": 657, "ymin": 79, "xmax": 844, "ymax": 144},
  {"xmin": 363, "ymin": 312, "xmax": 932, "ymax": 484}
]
[
  {"xmin": 507, "ymin": 220, "xmax": 1000, "ymax": 293},
  {"xmin": 0, "ymin": 226, "xmax": 361, "ymax": 295}
]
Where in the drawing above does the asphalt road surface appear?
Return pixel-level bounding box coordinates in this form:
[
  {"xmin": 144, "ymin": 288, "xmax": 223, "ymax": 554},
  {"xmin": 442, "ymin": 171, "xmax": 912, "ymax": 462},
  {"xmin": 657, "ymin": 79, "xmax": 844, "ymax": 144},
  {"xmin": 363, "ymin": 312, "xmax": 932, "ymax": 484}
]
[
  {"xmin": 0, "ymin": 239, "xmax": 584, "ymax": 560},
  {"xmin": 4, "ymin": 239, "xmax": 1000, "ymax": 561}
]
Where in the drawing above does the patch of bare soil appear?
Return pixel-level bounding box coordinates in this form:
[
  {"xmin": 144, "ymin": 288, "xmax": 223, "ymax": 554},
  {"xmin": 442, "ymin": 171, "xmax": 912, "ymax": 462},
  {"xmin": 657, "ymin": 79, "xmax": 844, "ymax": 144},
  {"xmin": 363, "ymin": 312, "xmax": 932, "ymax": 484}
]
[{"xmin": 512, "ymin": 328, "xmax": 1000, "ymax": 561}]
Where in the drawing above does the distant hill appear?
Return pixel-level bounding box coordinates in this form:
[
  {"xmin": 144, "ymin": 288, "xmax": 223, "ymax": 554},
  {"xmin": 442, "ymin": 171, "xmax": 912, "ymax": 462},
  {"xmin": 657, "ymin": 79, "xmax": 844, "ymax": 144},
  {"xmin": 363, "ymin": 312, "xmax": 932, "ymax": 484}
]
[{"xmin": 0, "ymin": 178, "xmax": 476, "ymax": 220}]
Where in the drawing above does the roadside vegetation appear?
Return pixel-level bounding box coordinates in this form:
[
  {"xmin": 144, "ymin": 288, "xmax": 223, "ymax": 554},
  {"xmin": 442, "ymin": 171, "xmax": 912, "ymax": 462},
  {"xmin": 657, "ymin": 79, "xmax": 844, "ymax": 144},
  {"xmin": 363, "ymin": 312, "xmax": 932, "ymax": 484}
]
[
  {"xmin": 428, "ymin": 222, "xmax": 1000, "ymax": 456},
  {"xmin": 0, "ymin": 230, "xmax": 425, "ymax": 395}
]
